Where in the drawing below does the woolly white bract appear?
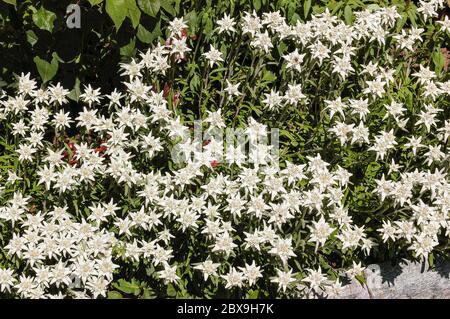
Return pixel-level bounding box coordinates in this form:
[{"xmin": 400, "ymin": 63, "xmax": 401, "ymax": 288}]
[{"xmin": 0, "ymin": 1, "xmax": 449, "ymax": 299}]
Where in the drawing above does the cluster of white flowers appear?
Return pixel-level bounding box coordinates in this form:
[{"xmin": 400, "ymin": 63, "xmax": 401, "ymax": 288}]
[{"xmin": 0, "ymin": 2, "xmax": 448, "ymax": 298}]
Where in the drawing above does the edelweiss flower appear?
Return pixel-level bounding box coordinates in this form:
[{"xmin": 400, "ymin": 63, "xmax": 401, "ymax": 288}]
[
  {"xmin": 216, "ymin": 13, "xmax": 236, "ymax": 34},
  {"xmin": 202, "ymin": 46, "xmax": 224, "ymax": 68},
  {"xmin": 271, "ymin": 268, "xmax": 296, "ymax": 293}
]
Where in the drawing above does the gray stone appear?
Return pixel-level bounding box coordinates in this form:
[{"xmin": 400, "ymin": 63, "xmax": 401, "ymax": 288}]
[{"xmin": 336, "ymin": 258, "xmax": 450, "ymax": 299}]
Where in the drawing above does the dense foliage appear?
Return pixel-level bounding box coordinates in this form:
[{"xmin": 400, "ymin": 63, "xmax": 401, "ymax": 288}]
[{"xmin": 0, "ymin": 0, "xmax": 449, "ymax": 299}]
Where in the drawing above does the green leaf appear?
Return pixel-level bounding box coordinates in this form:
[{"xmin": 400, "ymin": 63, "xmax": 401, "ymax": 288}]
[
  {"xmin": 26, "ymin": 30, "xmax": 38, "ymax": 46},
  {"xmin": 428, "ymin": 253, "xmax": 435, "ymax": 267},
  {"xmin": 355, "ymin": 274, "xmax": 366, "ymax": 285},
  {"xmin": 344, "ymin": 5, "xmax": 353, "ymax": 24},
  {"xmin": 190, "ymin": 73, "xmax": 200, "ymax": 92},
  {"xmin": 127, "ymin": 0, "xmax": 141, "ymax": 29},
  {"xmin": 304, "ymin": 0, "xmax": 312, "ymax": 19},
  {"xmin": 68, "ymin": 77, "xmax": 81, "ymax": 102},
  {"xmin": 106, "ymin": 0, "xmax": 128, "ymax": 30},
  {"xmin": 290, "ymin": 12, "xmax": 301, "ymax": 24},
  {"xmin": 32, "ymin": 6, "xmax": 56, "ymax": 32},
  {"xmin": 113, "ymin": 279, "xmax": 140, "ymax": 295},
  {"xmin": 120, "ymin": 37, "xmax": 136, "ymax": 57},
  {"xmin": 160, "ymin": 0, "xmax": 175, "ymax": 16},
  {"xmin": 328, "ymin": 1, "xmax": 343, "ymax": 15},
  {"xmin": 366, "ymin": 4, "xmax": 380, "ymax": 11},
  {"xmin": 141, "ymin": 288, "xmax": 156, "ymax": 299},
  {"xmin": 185, "ymin": 10, "xmax": 198, "ymax": 30},
  {"xmin": 166, "ymin": 283, "xmax": 176, "ymax": 297},
  {"xmin": 2, "ymin": 0, "xmax": 16, "ymax": 5},
  {"xmin": 253, "ymin": 0, "xmax": 261, "ymax": 11},
  {"xmin": 262, "ymin": 70, "xmax": 277, "ymax": 82},
  {"xmin": 406, "ymin": 8, "xmax": 417, "ymax": 27},
  {"xmin": 432, "ymin": 49, "xmax": 444, "ymax": 74},
  {"xmin": 107, "ymin": 291, "xmax": 123, "ymax": 299},
  {"xmin": 246, "ymin": 290, "xmax": 259, "ymax": 299},
  {"xmin": 138, "ymin": 0, "xmax": 160, "ymax": 17},
  {"xmin": 33, "ymin": 55, "xmax": 58, "ymax": 83},
  {"xmin": 137, "ymin": 22, "xmax": 160, "ymax": 43},
  {"xmin": 395, "ymin": 14, "xmax": 408, "ymax": 33},
  {"xmin": 277, "ymin": 42, "xmax": 287, "ymax": 57},
  {"xmin": 88, "ymin": 0, "xmax": 104, "ymax": 5},
  {"xmin": 137, "ymin": 24, "xmax": 152, "ymax": 43}
]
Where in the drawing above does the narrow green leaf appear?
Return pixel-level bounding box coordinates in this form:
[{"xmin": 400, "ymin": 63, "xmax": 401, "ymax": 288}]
[
  {"xmin": 2, "ymin": 0, "xmax": 16, "ymax": 5},
  {"xmin": 304, "ymin": 0, "xmax": 312, "ymax": 19},
  {"xmin": 253, "ymin": 0, "xmax": 261, "ymax": 11},
  {"xmin": 432, "ymin": 49, "xmax": 444, "ymax": 74},
  {"xmin": 344, "ymin": 5, "xmax": 353, "ymax": 24},
  {"xmin": 428, "ymin": 253, "xmax": 435, "ymax": 267},
  {"xmin": 190, "ymin": 73, "xmax": 200, "ymax": 92}
]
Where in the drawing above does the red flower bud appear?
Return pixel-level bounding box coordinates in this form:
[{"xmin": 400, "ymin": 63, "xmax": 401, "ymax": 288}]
[
  {"xmin": 210, "ymin": 160, "xmax": 219, "ymax": 168},
  {"xmin": 203, "ymin": 139, "xmax": 211, "ymax": 147},
  {"xmin": 163, "ymin": 83, "xmax": 170, "ymax": 99},
  {"xmin": 172, "ymin": 92, "xmax": 180, "ymax": 106},
  {"xmin": 68, "ymin": 159, "xmax": 78, "ymax": 166}
]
